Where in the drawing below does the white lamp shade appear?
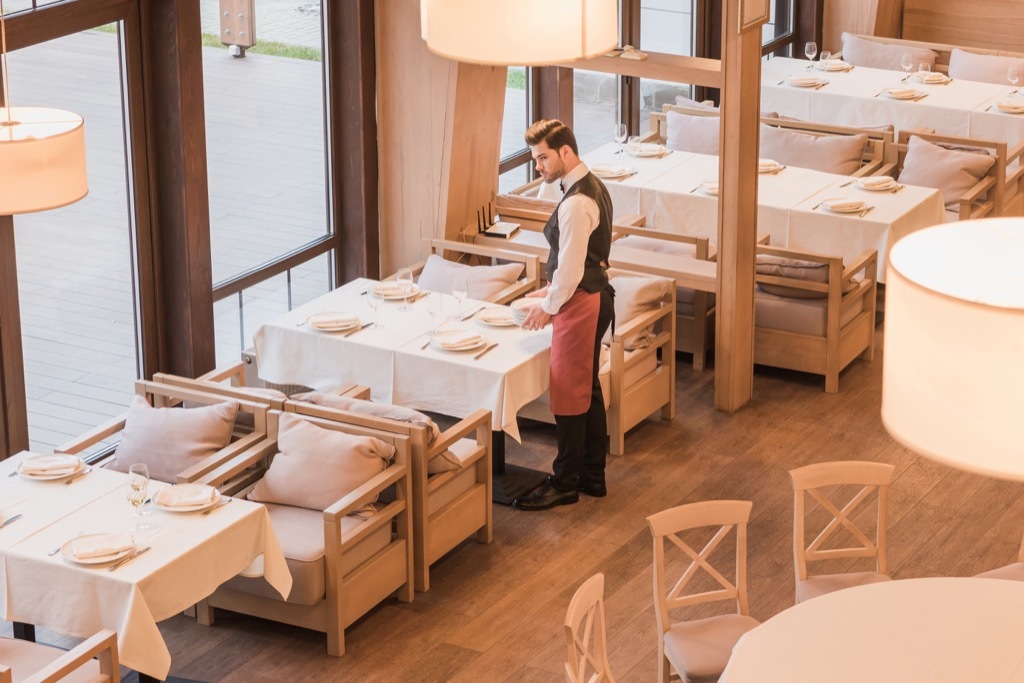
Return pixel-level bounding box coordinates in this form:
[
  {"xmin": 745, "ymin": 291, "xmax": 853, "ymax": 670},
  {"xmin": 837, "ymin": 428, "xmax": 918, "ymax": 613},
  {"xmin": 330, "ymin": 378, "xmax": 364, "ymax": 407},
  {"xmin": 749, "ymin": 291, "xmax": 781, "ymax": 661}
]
[
  {"xmin": 0, "ymin": 107, "xmax": 88, "ymax": 215},
  {"xmin": 882, "ymin": 218, "xmax": 1024, "ymax": 480},
  {"xmin": 421, "ymin": 0, "xmax": 618, "ymax": 66}
]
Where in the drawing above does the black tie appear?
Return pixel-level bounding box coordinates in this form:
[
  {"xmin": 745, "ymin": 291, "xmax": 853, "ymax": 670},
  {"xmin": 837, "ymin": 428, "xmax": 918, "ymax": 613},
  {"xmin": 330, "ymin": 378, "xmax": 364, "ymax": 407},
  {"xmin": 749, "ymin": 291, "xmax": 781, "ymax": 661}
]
[{"xmin": 559, "ymin": 181, "xmax": 565, "ymax": 193}]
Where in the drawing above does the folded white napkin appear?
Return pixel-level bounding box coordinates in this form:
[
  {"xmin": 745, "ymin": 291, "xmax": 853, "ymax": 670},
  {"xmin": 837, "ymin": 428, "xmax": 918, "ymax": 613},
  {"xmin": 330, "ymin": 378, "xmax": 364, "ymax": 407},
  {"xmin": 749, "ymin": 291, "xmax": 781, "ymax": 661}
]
[
  {"xmin": 477, "ymin": 307, "xmax": 514, "ymax": 325},
  {"xmin": 72, "ymin": 532, "xmax": 134, "ymax": 559},
  {"xmin": 816, "ymin": 59, "xmax": 852, "ymax": 71},
  {"xmin": 702, "ymin": 181, "xmax": 720, "ymax": 195},
  {"xmin": 857, "ymin": 176, "xmax": 895, "ymax": 189},
  {"xmin": 436, "ymin": 330, "xmax": 485, "ymax": 350},
  {"xmin": 635, "ymin": 143, "xmax": 665, "ymax": 155},
  {"xmin": 912, "ymin": 71, "xmax": 948, "ymax": 84},
  {"xmin": 997, "ymin": 99, "xmax": 1024, "ymax": 114},
  {"xmin": 885, "ymin": 87, "xmax": 919, "ymax": 99},
  {"xmin": 158, "ymin": 484, "xmax": 217, "ymax": 507},
  {"xmin": 372, "ymin": 282, "xmax": 408, "ymax": 297},
  {"xmin": 592, "ymin": 164, "xmax": 631, "ymax": 178},
  {"xmin": 758, "ymin": 159, "xmax": 781, "ymax": 173},
  {"xmin": 20, "ymin": 454, "xmax": 81, "ymax": 475},
  {"xmin": 786, "ymin": 75, "xmax": 821, "ymax": 87},
  {"xmin": 823, "ymin": 198, "xmax": 866, "ymax": 212},
  {"xmin": 307, "ymin": 312, "xmax": 359, "ymax": 329}
]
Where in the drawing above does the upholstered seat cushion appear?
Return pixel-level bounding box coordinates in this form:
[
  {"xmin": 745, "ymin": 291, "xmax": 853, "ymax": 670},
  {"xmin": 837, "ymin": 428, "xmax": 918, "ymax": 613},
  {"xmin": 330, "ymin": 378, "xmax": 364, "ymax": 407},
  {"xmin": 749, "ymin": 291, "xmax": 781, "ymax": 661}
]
[
  {"xmin": 112, "ymin": 395, "xmax": 239, "ymax": 483},
  {"xmin": 224, "ymin": 503, "xmax": 391, "ymax": 606},
  {"xmin": 416, "ymin": 254, "xmax": 524, "ymax": 301},
  {"xmin": 613, "ymin": 234, "xmax": 699, "ymax": 259},
  {"xmin": 0, "ymin": 636, "xmax": 102, "ymax": 683},
  {"xmin": 948, "ymin": 48, "xmax": 1024, "ymax": 86},
  {"xmin": 799, "ymin": 571, "xmax": 891, "ymax": 602},
  {"xmin": 840, "ymin": 33, "xmax": 937, "ymax": 71},
  {"xmin": 755, "ymin": 289, "xmax": 864, "ymax": 337},
  {"xmin": 663, "ymin": 613, "xmax": 760, "ymax": 680},
  {"xmin": 975, "ymin": 562, "xmax": 1024, "ymax": 581},
  {"xmin": 760, "ymin": 124, "xmax": 868, "ymax": 176},
  {"xmin": 665, "ymin": 111, "xmax": 720, "ymax": 155},
  {"xmin": 898, "ymin": 135, "xmax": 996, "ymax": 211}
]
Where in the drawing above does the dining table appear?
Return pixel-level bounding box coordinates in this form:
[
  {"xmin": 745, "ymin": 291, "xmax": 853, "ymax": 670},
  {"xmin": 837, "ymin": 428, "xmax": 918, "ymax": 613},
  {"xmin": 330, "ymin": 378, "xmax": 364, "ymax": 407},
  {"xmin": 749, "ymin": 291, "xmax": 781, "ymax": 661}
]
[
  {"xmin": 761, "ymin": 56, "xmax": 1024, "ymax": 146},
  {"xmin": 253, "ymin": 278, "xmax": 555, "ymax": 503},
  {"xmin": 720, "ymin": 577, "xmax": 1024, "ymax": 682},
  {"xmin": 0, "ymin": 451, "xmax": 292, "ymax": 682}
]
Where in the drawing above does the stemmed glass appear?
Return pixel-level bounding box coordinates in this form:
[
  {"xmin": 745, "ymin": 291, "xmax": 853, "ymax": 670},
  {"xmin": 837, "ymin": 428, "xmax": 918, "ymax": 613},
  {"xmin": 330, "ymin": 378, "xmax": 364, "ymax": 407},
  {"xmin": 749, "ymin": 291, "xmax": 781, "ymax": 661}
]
[
  {"xmin": 452, "ymin": 276, "xmax": 468, "ymax": 319},
  {"xmin": 127, "ymin": 463, "xmax": 149, "ymax": 531},
  {"xmin": 900, "ymin": 53, "xmax": 914, "ymax": 81},
  {"xmin": 1009, "ymin": 65, "xmax": 1020, "ymax": 94},
  {"xmin": 917, "ymin": 63, "xmax": 931, "ymax": 83},
  {"xmin": 819, "ymin": 50, "xmax": 832, "ymax": 72},
  {"xmin": 804, "ymin": 41, "xmax": 817, "ymax": 70},
  {"xmin": 424, "ymin": 292, "xmax": 442, "ymax": 343},
  {"xmin": 396, "ymin": 267, "xmax": 414, "ymax": 310},
  {"xmin": 614, "ymin": 123, "xmax": 627, "ymax": 155},
  {"xmin": 367, "ymin": 291, "xmax": 383, "ymax": 329}
]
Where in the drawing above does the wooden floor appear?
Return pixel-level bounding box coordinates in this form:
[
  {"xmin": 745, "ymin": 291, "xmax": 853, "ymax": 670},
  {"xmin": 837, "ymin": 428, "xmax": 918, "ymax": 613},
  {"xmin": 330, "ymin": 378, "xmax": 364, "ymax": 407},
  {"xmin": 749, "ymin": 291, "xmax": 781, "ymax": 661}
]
[{"xmin": 5, "ymin": 323, "xmax": 1020, "ymax": 682}]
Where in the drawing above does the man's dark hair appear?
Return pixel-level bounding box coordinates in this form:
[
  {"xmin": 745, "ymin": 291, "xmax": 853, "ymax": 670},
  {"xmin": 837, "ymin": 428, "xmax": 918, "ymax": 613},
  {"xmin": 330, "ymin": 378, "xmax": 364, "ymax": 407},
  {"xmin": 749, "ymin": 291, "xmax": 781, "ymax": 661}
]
[{"xmin": 525, "ymin": 119, "xmax": 579, "ymax": 156}]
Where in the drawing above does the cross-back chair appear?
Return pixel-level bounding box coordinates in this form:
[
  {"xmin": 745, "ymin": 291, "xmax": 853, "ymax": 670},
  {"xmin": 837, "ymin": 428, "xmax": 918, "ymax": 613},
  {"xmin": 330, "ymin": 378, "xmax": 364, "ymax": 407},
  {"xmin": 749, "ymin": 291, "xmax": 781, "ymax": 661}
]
[
  {"xmin": 790, "ymin": 460, "xmax": 896, "ymax": 603},
  {"xmin": 0, "ymin": 629, "xmax": 118, "ymax": 683},
  {"xmin": 646, "ymin": 500, "xmax": 759, "ymax": 683},
  {"xmin": 564, "ymin": 572, "xmax": 616, "ymax": 683}
]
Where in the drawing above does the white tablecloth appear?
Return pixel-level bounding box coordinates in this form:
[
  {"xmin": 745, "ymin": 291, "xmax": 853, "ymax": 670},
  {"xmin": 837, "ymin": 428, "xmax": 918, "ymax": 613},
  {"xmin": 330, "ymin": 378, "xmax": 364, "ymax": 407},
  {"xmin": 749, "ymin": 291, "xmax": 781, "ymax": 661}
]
[
  {"xmin": 762, "ymin": 57, "xmax": 1024, "ymax": 145},
  {"xmin": 0, "ymin": 457, "xmax": 291, "ymax": 680},
  {"xmin": 721, "ymin": 578, "xmax": 1024, "ymax": 682},
  {"xmin": 254, "ymin": 282, "xmax": 553, "ymax": 441}
]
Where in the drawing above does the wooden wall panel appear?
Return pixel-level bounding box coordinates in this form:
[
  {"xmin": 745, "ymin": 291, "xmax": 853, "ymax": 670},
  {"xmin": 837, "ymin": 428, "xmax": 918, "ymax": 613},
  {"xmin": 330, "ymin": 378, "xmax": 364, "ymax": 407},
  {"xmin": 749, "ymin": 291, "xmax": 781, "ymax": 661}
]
[
  {"xmin": 903, "ymin": 0, "xmax": 1024, "ymax": 53},
  {"xmin": 822, "ymin": 0, "xmax": 878, "ymax": 53}
]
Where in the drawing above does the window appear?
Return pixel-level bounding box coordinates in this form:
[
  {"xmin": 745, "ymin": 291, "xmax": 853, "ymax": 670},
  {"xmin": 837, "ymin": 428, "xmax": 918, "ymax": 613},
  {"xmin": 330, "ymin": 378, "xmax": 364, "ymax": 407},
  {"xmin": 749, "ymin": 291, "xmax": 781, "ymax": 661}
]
[{"xmin": 498, "ymin": 66, "xmax": 535, "ymax": 194}]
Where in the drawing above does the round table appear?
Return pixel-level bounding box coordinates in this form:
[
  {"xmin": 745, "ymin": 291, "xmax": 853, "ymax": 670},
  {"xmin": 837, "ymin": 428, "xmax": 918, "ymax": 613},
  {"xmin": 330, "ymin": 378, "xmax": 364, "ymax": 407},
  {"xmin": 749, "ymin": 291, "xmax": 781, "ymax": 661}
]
[{"xmin": 721, "ymin": 578, "xmax": 1024, "ymax": 682}]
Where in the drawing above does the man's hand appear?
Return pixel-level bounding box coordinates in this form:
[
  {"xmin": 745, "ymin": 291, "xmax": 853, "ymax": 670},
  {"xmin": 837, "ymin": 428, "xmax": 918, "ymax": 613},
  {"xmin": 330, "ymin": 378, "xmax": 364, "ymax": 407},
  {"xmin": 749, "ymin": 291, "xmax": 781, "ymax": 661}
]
[
  {"xmin": 522, "ymin": 304, "xmax": 552, "ymax": 331},
  {"xmin": 526, "ymin": 285, "xmax": 548, "ymax": 299}
]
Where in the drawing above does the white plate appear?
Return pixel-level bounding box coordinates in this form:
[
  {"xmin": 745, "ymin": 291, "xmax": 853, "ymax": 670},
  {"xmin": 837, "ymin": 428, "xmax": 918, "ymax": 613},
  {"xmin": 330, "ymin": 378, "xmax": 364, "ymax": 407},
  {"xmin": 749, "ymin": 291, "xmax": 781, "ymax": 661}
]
[
  {"xmin": 856, "ymin": 179, "xmax": 898, "ymax": 192},
  {"xmin": 18, "ymin": 456, "xmax": 85, "ymax": 481},
  {"xmin": 910, "ymin": 72, "xmax": 949, "ymax": 84},
  {"xmin": 629, "ymin": 144, "xmax": 665, "ymax": 158},
  {"xmin": 61, "ymin": 534, "xmax": 135, "ymax": 565},
  {"xmin": 372, "ymin": 284, "xmax": 419, "ymax": 301},
  {"xmin": 430, "ymin": 330, "xmax": 487, "ymax": 353},
  {"xmin": 821, "ymin": 198, "xmax": 867, "ymax": 214},
  {"xmin": 475, "ymin": 308, "xmax": 516, "ymax": 327},
  {"xmin": 786, "ymin": 77, "xmax": 824, "ymax": 88},
  {"xmin": 758, "ymin": 160, "xmax": 783, "ymax": 174},
  {"xmin": 884, "ymin": 88, "xmax": 923, "ymax": 100},
  {"xmin": 306, "ymin": 312, "xmax": 359, "ymax": 332},
  {"xmin": 153, "ymin": 484, "xmax": 222, "ymax": 513},
  {"xmin": 815, "ymin": 60, "xmax": 851, "ymax": 72},
  {"xmin": 996, "ymin": 101, "xmax": 1024, "ymax": 115},
  {"xmin": 701, "ymin": 182, "xmax": 719, "ymax": 196},
  {"xmin": 591, "ymin": 164, "xmax": 633, "ymax": 179}
]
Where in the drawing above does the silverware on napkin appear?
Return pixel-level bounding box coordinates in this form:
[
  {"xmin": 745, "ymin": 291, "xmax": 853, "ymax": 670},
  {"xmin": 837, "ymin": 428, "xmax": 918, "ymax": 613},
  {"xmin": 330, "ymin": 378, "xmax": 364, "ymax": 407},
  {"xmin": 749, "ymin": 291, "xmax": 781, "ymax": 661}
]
[
  {"xmin": 64, "ymin": 467, "xmax": 93, "ymax": 486},
  {"xmin": 473, "ymin": 342, "xmax": 499, "ymax": 360},
  {"xmin": 108, "ymin": 546, "xmax": 150, "ymax": 572},
  {"xmin": 0, "ymin": 513, "xmax": 23, "ymax": 530}
]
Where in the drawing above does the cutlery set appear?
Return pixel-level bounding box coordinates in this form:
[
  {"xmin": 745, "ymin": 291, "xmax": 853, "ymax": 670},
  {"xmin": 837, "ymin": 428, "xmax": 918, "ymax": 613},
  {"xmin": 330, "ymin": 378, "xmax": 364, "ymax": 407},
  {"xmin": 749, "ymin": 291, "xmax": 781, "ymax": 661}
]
[
  {"xmin": 64, "ymin": 467, "xmax": 93, "ymax": 485},
  {"xmin": 341, "ymin": 321, "xmax": 374, "ymax": 338},
  {"xmin": 108, "ymin": 546, "xmax": 149, "ymax": 572}
]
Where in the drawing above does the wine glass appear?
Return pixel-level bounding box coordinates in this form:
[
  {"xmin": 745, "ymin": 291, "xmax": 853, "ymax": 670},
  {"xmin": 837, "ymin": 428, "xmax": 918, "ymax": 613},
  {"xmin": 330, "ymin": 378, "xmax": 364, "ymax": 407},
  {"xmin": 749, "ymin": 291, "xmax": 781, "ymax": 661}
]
[
  {"xmin": 804, "ymin": 41, "xmax": 817, "ymax": 70},
  {"xmin": 614, "ymin": 123, "xmax": 627, "ymax": 155},
  {"xmin": 819, "ymin": 50, "xmax": 832, "ymax": 72},
  {"xmin": 900, "ymin": 53, "xmax": 914, "ymax": 80},
  {"xmin": 367, "ymin": 291, "xmax": 383, "ymax": 329},
  {"xmin": 396, "ymin": 267, "xmax": 414, "ymax": 310},
  {"xmin": 1009, "ymin": 65, "xmax": 1020, "ymax": 93},
  {"xmin": 425, "ymin": 291, "xmax": 442, "ymax": 325},
  {"xmin": 917, "ymin": 63, "xmax": 931, "ymax": 83},
  {"xmin": 452, "ymin": 275, "xmax": 469, "ymax": 319},
  {"xmin": 127, "ymin": 463, "xmax": 149, "ymax": 531}
]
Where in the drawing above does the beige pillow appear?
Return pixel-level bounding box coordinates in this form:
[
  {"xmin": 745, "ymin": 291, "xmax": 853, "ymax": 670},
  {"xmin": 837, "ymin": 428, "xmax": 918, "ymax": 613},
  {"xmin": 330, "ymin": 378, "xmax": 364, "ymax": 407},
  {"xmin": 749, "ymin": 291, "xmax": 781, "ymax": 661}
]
[
  {"xmin": 112, "ymin": 395, "xmax": 239, "ymax": 483},
  {"xmin": 841, "ymin": 33, "xmax": 937, "ymax": 71},
  {"xmin": 756, "ymin": 254, "xmax": 861, "ymax": 299},
  {"xmin": 604, "ymin": 275, "xmax": 670, "ymax": 349},
  {"xmin": 948, "ymin": 48, "xmax": 1024, "ymax": 86},
  {"xmin": 665, "ymin": 110, "xmax": 720, "ymax": 155},
  {"xmin": 614, "ymin": 234, "xmax": 698, "ymax": 259},
  {"xmin": 897, "ymin": 135, "xmax": 996, "ymax": 211},
  {"xmin": 247, "ymin": 412, "xmax": 394, "ymax": 511},
  {"xmin": 759, "ymin": 124, "xmax": 868, "ymax": 175},
  {"xmin": 674, "ymin": 95, "xmax": 718, "ymax": 111},
  {"xmin": 416, "ymin": 254, "xmax": 524, "ymax": 301}
]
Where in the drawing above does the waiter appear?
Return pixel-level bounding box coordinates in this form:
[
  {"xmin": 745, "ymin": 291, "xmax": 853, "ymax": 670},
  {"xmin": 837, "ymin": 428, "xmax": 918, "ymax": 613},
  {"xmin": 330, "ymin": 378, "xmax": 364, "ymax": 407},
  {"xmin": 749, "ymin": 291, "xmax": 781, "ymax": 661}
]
[{"xmin": 515, "ymin": 119, "xmax": 615, "ymax": 511}]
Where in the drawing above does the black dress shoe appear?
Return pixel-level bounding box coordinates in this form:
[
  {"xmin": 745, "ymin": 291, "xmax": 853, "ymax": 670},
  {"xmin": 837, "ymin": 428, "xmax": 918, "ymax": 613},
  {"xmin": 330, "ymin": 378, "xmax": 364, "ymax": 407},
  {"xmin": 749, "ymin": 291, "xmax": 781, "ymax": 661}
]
[
  {"xmin": 513, "ymin": 482, "xmax": 579, "ymax": 511},
  {"xmin": 578, "ymin": 479, "xmax": 607, "ymax": 497}
]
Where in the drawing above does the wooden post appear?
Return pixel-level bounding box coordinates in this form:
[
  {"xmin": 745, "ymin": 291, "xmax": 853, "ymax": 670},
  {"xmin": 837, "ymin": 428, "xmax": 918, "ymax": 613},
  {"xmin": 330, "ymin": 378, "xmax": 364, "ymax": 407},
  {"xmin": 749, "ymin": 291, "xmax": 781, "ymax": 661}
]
[
  {"xmin": 0, "ymin": 219, "xmax": 29, "ymax": 459},
  {"xmin": 714, "ymin": 0, "xmax": 766, "ymax": 411}
]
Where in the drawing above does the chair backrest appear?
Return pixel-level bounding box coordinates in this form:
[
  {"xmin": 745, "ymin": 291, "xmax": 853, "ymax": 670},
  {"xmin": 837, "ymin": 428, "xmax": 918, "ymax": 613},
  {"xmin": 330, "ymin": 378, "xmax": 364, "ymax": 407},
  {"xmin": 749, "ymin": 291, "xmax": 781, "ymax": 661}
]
[
  {"xmin": 564, "ymin": 573, "xmax": 616, "ymax": 683},
  {"xmin": 646, "ymin": 500, "xmax": 753, "ymax": 637},
  {"xmin": 790, "ymin": 460, "xmax": 895, "ymax": 582}
]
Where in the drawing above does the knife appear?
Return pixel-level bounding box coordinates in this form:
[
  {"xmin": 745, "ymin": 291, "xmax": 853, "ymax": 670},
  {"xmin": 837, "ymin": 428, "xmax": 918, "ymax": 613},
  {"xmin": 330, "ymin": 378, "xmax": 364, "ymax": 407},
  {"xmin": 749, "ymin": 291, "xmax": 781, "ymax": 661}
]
[
  {"xmin": 64, "ymin": 467, "xmax": 93, "ymax": 486},
  {"xmin": 460, "ymin": 306, "xmax": 484, "ymax": 322},
  {"xmin": 342, "ymin": 322, "xmax": 374, "ymax": 338},
  {"xmin": 0, "ymin": 513, "xmax": 23, "ymax": 530},
  {"xmin": 473, "ymin": 342, "xmax": 499, "ymax": 360},
  {"xmin": 108, "ymin": 546, "xmax": 150, "ymax": 572}
]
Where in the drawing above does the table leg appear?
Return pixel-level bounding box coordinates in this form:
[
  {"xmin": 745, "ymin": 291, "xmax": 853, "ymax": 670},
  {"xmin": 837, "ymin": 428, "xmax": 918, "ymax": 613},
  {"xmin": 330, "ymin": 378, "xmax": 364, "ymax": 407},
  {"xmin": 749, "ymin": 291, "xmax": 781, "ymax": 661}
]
[
  {"xmin": 138, "ymin": 674, "xmax": 162, "ymax": 683},
  {"xmin": 12, "ymin": 622, "xmax": 35, "ymax": 641},
  {"xmin": 490, "ymin": 429, "xmax": 548, "ymax": 506}
]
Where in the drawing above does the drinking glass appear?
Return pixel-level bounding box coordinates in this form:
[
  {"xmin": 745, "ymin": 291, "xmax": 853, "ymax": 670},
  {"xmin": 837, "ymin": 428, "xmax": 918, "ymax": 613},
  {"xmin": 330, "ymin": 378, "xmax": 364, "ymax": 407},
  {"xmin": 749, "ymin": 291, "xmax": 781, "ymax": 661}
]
[
  {"xmin": 614, "ymin": 123, "xmax": 627, "ymax": 155},
  {"xmin": 367, "ymin": 291, "xmax": 383, "ymax": 329},
  {"xmin": 396, "ymin": 267, "xmax": 414, "ymax": 310},
  {"xmin": 804, "ymin": 41, "xmax": 817, "ymax": 69},
  {"xmin": 900, "ymin": 53, "xmax": 914, "ymax": 80},
  {"xmin": 819, "ymin": 50, "xmax": 832, "ymax": 72},
  {"xmin": 917, "ymin": 63, "xmax": 931, "ymax": 82},
  {"xmin": 452, "ymin": 276, "xmax": 468, "ymax": 319},
  {"xmin": 127, "ymin": 463, "xmax": 149, "ymax": 531},
  {"xmin": 1009, "ymin": 65, "xmax": 1020, "ymax": 92},
  {"xmin": 626, "ymin": 135, "xmax": 641, "ymax": 155},
  {"xmin": 425, "ymin": 291, "xmax": 442, "ymax": 325}
]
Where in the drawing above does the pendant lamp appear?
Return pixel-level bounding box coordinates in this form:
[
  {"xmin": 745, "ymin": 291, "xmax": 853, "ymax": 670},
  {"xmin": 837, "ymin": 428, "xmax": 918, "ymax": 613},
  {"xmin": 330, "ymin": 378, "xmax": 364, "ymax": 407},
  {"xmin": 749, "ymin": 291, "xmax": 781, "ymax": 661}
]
[
  {"xmin": 0, "ymin": 0, "xmax": 88, "ymax": 215},
  {"xmin": 421, "ymin": 0, "xmax": 618, "ymax": 66}
]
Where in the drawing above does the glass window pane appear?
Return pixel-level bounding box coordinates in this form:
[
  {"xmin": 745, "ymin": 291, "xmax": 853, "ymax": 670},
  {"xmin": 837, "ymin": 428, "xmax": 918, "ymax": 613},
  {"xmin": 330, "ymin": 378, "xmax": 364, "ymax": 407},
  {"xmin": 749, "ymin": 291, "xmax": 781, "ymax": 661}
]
[
  {"xmin": 9, "ymin": 27, "xmax": 138, "ymax": 451},
  {"xmin": 498, "ymin": 164, "xmax": 530, "ymax": 194},
  {"xmin": 573, "ymin": 70, "xmax": 619, "ymax": 154},
  {"xmin": 201, "ymin": 0, "xmax": 329, "ymax": 284},
  {"xmin": 501, "ymin": 66, "xmax": 529, "ymax": 162},
  {"xmin": 640, "ymin": 0, "xmax": 695, "ymax": 56}
]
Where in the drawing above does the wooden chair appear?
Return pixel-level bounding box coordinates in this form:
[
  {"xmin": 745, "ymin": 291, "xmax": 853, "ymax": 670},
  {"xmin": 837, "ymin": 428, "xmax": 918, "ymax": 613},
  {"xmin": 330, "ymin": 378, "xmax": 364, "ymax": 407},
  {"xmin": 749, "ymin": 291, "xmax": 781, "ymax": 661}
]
[
  {"xmin": 790, "ymin": 460, "xmax": 896, "ymax": 603},
  {"xmin": 565, "ymin": 573, "xmax": 616, "ymax": 683},
  {"xmin": 55, "ymin": 379, "xmax": 271, "ymax": 485},
  {"xmin": 519, "ymin": 269, "xmax": 676, "ymax": 457},
  {"xmin": 753, "ymin": 245, "xmax": 877, "ymax": 393},
  {"xmin": 284, "ymin": 398, "xmax": 492, "ymax": 593},
  {"xmin": 0, "ymin": 629, "xmax": 118, "ymax": 683},
  {"xmin": 195, "ymin": 409, "xmax": 414, "ymax": 656},
  {"xmin": 646, "ymin": 500, "xmax": 759, "ymax": 683}
]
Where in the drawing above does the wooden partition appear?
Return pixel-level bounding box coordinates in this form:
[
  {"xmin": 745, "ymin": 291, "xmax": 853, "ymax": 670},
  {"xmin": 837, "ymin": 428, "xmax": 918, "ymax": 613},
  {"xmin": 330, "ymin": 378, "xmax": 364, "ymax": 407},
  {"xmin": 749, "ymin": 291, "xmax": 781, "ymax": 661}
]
[{"xmin": 902, "ymin": 0, "xmax": 1024, "ymax": 53}]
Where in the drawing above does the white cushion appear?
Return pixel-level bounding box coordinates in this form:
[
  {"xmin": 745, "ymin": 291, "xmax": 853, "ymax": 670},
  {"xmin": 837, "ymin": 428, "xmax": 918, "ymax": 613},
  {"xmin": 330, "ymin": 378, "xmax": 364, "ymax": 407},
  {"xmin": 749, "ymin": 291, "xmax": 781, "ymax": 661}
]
[
  {"xmin": 665, "ymin": 110, "xmax": 720, "ymax": 155},
  {"xmin": 605, "ymin": 275, "xmax": 670, "ymax": 349},
  {"xmin": 674, "ymin": 95, "xmax": 718, "ymax": 111},
  {"xmin": 416, "ymin": 253, "xmax": 524, "ymax": 301},
  {"xmin": 756, "ymin": 254, "xmax": 829, "ymax": 299},
  {"xmin": 948, "ymin": 48, "xmax": 1024, "ymax": 86},
  {"xmin": 112, "ymin": 395, "xmax": 239, "ymax": 484},
  {"xmin": 841, "ymin": 33, "xmax": 937, "ymax": 71},
  {"xmin": 613, "ymin": 234, "xmax": 699, "ymax": 259},
  {"xmin": 898, "ymin": 135, "xmax": 996, "ymax": 211},
  {"xmin": 663, "ymin": 614, "xmax": 760, "ymax": 680},
  {"xmin": 759, "ymin": 124, "xmax": 868, "ymax": 176},
  {"xmin": 755, "ymin": 288, "xmax": 865, "ymax": 337},
  {"xmin": 247, "ymin": 413, "xmax": 394, "ymax": 511}
]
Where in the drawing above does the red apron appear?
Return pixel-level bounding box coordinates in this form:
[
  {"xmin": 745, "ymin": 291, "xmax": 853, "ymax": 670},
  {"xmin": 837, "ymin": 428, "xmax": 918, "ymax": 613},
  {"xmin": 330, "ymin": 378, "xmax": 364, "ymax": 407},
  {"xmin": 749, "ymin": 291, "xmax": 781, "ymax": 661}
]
[{"xmin": 549, "ymin": 288, "xmax": 601, "ymax": 416}]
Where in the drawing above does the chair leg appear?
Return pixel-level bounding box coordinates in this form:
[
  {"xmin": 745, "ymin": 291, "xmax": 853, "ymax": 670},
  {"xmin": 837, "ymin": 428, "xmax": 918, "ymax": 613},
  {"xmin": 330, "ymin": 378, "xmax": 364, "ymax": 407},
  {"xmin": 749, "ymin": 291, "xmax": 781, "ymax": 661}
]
[
  {"xmin": 195, "ymin": 599, "xmax": 215, "ymax": 626},
  {"xmin": 326, "ymin": 625, "xmax": 345, "ymax": 657},
  {"xmin": 825, "ymin": 372, "xmax": 839, "ymax": 394},
  {"xmin": 659, "ymin": 653, "xmax": 672, "ymax": 683}
]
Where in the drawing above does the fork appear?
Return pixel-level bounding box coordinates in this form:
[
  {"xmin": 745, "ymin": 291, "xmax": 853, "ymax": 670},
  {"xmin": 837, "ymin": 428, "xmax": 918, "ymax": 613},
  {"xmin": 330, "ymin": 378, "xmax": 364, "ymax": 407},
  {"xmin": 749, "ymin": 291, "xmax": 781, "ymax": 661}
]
[
  {"xmin": 858, "ymin": 206, "xmax": 875, "ymax": 219},
  {"xmin": 0, "ymin": 513, "xmax": 23, "ymax": 530},
  {"xmin": 108, "ymin": 546, "xmax": 150, "ymax": 572},
  {"xmin": 473, "ymin": 342, "xmax": 499, "ymax": 360},
  {"xmin": 203, "ymin": 497, "xmax": 233, "ymax": 515},
  {"xmin": 891, "ymin": 185, "xmax": 905, "ymax": 194},
  {"xmin": 342, "ymin": 322, "xmax": 374, "ymax": 338},
  {"xmin": 64, "ymin": 467, "xmax": 93, "ymax": 486}
]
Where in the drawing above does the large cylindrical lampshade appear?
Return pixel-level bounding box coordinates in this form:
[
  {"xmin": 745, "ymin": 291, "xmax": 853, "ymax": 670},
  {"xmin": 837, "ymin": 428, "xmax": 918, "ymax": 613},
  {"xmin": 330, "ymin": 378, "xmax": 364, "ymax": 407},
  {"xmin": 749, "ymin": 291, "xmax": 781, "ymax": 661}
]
[
  {"xmin": 882, "ymin": 218, "xmax": 1024, "ymax": 480},
  {"xmin": 0, "ymin": 107, "xmax": 88, "ymax": 215},
  {"xmin": 421, "ymin": 0, "xmax": 618, "ymax": 66}
]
